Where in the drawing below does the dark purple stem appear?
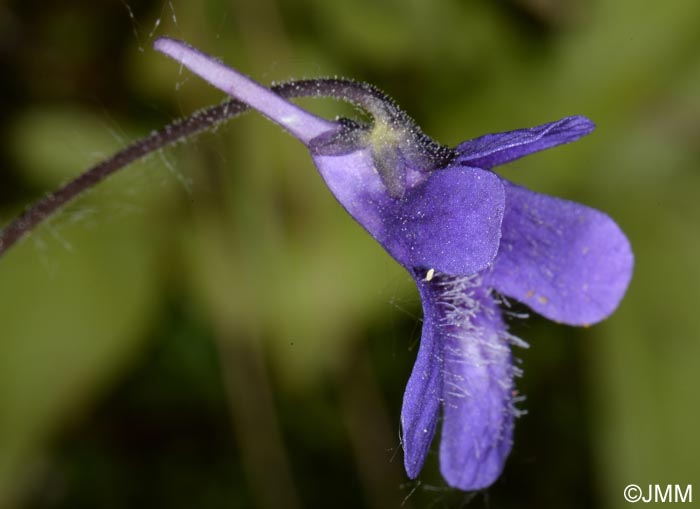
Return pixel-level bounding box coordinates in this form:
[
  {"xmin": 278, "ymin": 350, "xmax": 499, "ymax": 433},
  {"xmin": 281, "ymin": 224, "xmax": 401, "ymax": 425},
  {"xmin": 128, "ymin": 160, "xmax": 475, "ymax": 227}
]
[
  {"xmin": 0, "ymin": 100, "xmax": 247, "ymax": 256},
  {"xmin": 0, "ymin": 77, "xmax": 418, "ymax": 257}
]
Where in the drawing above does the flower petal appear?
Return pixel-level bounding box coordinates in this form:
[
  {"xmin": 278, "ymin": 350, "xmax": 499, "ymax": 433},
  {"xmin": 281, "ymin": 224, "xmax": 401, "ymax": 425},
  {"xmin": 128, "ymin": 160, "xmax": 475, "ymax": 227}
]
[
  {"xmin": 437, "ymin": 275, "xmax": 516, "ymax": 490},
  {"xmin": 391, "ymin": 166, "xmax": 505, "ymax": 275},
  {"xmin": 487, "ymin": 182, "xmax": 633, "ymax": 325},
  {"xmin": 401, "ymin": 276, "xmax": 443, "ymax": 478},
  {"xmin": 455, "ymin": 116, "xmax": 595, "ymax": 170}
]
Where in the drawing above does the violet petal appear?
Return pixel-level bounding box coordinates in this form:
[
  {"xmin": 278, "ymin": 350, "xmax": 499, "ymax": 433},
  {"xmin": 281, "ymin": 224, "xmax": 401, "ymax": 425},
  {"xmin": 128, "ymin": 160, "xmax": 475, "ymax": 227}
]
[
  {"xmin": 487, "ymin": 182, "xmax": 633, "ymax": 325},
  {"xmin": 455, "ymin": 116, "xmax": 595, "ymax": 170},
  {"xmin": 390, "ymin": 166, "xmax": 505, "ymax": 274},
  {"xmin": 401, "ymin": 275, "xmax": 444, "ymax": 478},
  {"xmin": 437, "ymin": 275, "xmax": 515, "ymax": 490}
]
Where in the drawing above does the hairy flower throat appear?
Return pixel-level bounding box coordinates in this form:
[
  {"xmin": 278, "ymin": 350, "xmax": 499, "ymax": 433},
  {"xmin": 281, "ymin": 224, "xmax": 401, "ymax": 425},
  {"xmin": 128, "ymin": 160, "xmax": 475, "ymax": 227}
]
[{"xmin": 299, "ymin": 78, "xmax": 455, "ymax": 197}]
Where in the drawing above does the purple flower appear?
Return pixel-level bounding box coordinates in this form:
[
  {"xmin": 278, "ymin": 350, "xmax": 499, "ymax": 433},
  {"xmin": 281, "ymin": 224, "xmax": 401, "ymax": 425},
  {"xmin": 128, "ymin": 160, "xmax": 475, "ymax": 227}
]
[{"xmin": 154, "ymin": 38, "xmax": 633, "ymax": 491}]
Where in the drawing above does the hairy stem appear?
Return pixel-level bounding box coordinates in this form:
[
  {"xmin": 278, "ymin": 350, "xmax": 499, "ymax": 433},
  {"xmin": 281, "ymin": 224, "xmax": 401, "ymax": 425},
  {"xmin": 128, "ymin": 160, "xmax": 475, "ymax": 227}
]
[
  {"xmin": 0, "ymin": 99, "xmax": 244, "ymax": 256},
  {"xmin": 0, "ymin": 77, "xmax": 437, "ymax": 257}
]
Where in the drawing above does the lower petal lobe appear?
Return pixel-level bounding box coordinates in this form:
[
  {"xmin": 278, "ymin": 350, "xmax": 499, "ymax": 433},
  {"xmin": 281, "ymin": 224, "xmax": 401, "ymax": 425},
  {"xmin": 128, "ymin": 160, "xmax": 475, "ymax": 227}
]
[
  {"xmin": 434, "ymin": 274, "xmax": 516, "ymax": 490},
  {"xmin": 401, "ymin": 275, "xmax": 443, "ymax": 478},
  {"xmin": 488, "ymin": 182, "xmax": 633, "ymax": 325}
]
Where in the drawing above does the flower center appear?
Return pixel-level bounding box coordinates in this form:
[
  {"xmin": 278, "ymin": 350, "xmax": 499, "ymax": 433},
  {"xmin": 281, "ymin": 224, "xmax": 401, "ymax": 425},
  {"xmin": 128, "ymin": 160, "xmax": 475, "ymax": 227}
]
[{"xmin": 294, "ymin": 79, "xmax": 456, "ymax": 197}]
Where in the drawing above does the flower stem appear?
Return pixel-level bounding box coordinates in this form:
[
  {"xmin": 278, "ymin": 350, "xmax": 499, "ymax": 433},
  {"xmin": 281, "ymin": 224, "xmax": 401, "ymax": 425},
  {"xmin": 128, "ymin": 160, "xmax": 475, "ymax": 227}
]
[
  {"xmin": 0, "ymin": 99, "xmax": 244, "ymax": 256},
  {"xmin": 0, "ymin": 77, "xmax": 415, "ymax": 257}
]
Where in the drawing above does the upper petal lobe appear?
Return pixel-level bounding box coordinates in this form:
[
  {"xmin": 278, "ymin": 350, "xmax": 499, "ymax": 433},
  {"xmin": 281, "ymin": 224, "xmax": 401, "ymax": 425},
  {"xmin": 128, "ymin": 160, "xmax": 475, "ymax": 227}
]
[{"xmin": 455, "ymin": 116, "xmax": 595, "ymax": 170}]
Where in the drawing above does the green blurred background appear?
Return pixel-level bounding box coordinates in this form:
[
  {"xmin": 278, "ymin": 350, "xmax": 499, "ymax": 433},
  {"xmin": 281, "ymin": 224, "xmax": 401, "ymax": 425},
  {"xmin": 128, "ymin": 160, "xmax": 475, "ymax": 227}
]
[{"xmin": 1, "ymin": 0, "xmax": 699, "ymax": 507}]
